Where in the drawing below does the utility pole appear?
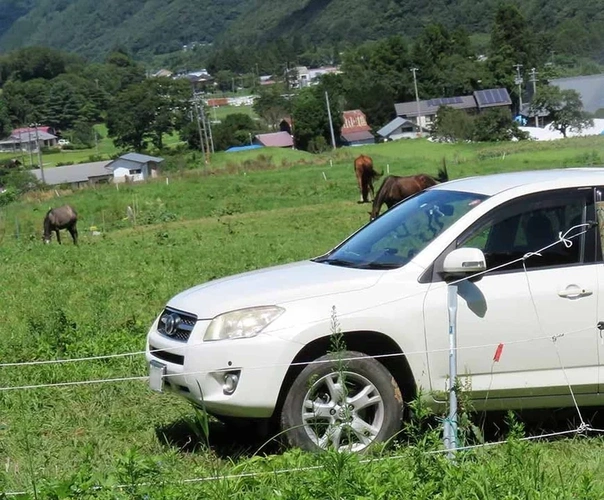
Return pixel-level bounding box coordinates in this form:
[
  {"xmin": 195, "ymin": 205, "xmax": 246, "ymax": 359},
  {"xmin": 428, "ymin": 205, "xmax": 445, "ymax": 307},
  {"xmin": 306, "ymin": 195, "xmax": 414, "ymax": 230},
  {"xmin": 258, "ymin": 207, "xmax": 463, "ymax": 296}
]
[
  {"xmin": 194, "ymin": 100, "xmax": 206, "ymax": 162},
  {"xmin": 410, "ymin": 68, "xmax": 422, "ymax": 136},
  {"xmin": 513, "ymin": 64, "xmax": 523, "ymax": 116},
  {"xmin": 529, "ymin": 68, "xmax": 539, "ymax": 128},
  {"xmin": 31, "ymin": 123, "xmax": 45, "ymax": 183},
  {"xmin": 325, "ymin": 91, "xmax": 337, "ymax": 150},
  {"xmin": 199, "ymin": 104, "xmax": 211, "ymax": 163}
]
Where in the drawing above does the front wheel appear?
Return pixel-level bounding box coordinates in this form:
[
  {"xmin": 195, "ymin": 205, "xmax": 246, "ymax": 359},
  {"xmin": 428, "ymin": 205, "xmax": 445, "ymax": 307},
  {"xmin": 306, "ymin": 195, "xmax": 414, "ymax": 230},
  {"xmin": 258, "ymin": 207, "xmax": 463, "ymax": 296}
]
[{"xmin": 280, "ymin": 351, "xmax": 404, "ymax": 452}]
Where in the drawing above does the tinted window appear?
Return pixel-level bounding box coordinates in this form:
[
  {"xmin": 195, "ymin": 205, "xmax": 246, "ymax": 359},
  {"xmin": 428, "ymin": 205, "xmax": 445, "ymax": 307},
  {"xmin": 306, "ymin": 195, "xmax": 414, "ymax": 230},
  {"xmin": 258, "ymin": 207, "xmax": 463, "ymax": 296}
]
[
  {"xmin": 458, "ymin": 189, "xmax": 593, "ymax": 271},
  {"xmin": 315, "ymin": 189, "xmax": 487, "ymax": 270}
]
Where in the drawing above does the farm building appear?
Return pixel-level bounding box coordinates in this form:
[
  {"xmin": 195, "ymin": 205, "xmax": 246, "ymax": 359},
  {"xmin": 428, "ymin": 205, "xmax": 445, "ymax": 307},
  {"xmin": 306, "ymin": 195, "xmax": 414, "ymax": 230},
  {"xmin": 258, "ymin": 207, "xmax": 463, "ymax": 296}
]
[
  {"xmin": 106, "ymin": 153, "xmax": 164, "ymax": 183},
  {"xmin": 254, "ymin": 131, "xmax": 294, "ymax": 148},
  {"xmin": 31, "ymin": 160, "xmax": 113, "ymax": 188},
  {"xmin": 340, "ymin": 109, "xmax": 375, "ymax": 146},
  {"xmin": 394, "ymin": 88, "xmax": 512, "ymax": 129},
  {"xmin": 376, "ymin": 117, "xmax": 425, "ymax": 141},
  {"xmin": 549, "ymin": 73, "xmax": 604, "ymax": 116},
  {"xmin": 0, "ymin": 127, "xmax": 58, "ymax": 153}
]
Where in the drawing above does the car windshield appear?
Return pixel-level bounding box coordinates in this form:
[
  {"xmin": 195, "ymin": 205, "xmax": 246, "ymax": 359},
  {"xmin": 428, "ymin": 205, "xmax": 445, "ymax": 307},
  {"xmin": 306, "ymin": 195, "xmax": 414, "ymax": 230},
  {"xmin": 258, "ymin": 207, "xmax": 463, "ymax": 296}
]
[{"xmin": 315, "ymin": 189, "xmax": 488, "ymax": 270}]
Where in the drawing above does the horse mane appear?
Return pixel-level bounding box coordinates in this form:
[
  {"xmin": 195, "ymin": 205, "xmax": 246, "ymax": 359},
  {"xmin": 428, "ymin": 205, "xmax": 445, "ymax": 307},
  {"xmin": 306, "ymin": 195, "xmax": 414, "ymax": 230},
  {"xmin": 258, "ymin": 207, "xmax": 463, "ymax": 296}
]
[{"xmin": 370, "ymin": 176, "xmax": 396, "ymax": 219}]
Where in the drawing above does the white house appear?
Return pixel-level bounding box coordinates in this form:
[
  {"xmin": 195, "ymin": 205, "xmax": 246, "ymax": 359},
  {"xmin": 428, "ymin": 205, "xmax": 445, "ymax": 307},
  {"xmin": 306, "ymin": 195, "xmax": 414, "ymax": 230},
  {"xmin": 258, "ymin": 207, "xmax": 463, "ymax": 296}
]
[
  {"xmin": 376, "ymin": 117, "xmax": 427, "ymax": 141},
  {"xmin": 106, "ymin": 153, "xmax": 164, "ymax": 183}
]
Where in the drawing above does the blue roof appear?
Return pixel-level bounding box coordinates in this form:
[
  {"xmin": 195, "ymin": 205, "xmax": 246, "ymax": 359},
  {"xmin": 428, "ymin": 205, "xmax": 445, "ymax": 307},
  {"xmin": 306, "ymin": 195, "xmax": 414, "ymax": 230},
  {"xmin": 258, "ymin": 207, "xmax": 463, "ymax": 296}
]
[{"xmin": 226, "ymin": 144, "xmax": 264, "ymax": 153}]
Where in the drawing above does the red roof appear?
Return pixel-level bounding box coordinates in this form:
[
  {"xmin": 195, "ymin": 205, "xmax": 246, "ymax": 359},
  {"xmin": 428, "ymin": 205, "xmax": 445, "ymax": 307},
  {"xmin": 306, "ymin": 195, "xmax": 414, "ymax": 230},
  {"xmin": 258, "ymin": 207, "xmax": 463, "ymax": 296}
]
[
  {"xmin": 341, "ymin": 110, "xmax": 371, "ymax": 133},
  {"xmin": 255, "ymin": 131, "xmax": 294, "ymax": 148},
  {"xmin": 12, "ymin": 126, "xmax": 53, "ymax": 136},
  {"xmin": 207, "ymin": 98, "xmax": 229, "ymax": 107}
]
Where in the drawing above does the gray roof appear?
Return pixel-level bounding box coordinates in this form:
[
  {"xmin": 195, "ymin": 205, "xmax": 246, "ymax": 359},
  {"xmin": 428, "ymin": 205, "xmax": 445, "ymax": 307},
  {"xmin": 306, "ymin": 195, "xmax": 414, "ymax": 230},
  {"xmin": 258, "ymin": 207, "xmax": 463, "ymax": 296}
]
[
  {"xmin": 341, "ymin": 130, "xmax": 375, "ymax": 142},
  {"xmin": 376, "ymin": 117, "xmax": 419, "ymax": 137},
  {"xmin": 2, "ymin": 131, "xmax": 57, "ymax": 143},
  {"xmin": 550, "ymin": 73, "xmax": 604, "ymax": 114},
  {"xmin": 395, "ymin": 88, "xmax": 512, "ymax": 117},
  {"xmin": 118, "ymin": 152, "xmax": 164, "ymax": 164},
  {"xmin": 395, "ymin": 95, "xmax": 476, "ymax": 117},
  {"xmin": 31, "ymin": 161, "xmax": 112, "ymax": 185}
]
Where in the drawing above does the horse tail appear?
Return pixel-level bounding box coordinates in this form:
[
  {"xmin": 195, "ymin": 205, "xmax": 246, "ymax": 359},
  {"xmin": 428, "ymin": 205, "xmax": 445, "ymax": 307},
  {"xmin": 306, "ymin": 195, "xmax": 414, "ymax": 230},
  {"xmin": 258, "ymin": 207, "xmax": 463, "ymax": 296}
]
[
  {"xmin": 370, "ymin": 176, "xmax": 392, "ymax": 220},
  {"xmin": 436, "ymin": 157, "xmax": 449, "ymax": 183}
]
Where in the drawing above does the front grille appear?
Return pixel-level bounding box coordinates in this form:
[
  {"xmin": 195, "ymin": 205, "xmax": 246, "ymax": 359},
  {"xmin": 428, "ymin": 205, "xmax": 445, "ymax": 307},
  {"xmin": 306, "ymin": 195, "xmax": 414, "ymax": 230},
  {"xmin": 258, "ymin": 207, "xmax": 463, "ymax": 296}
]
[
  {"xmin": 149, "ymin": 344, "xmax": 185, "ymax": 365},
  {"xmin": 157, "ymin": 307, "xmax": 197, "ymax": 342}
]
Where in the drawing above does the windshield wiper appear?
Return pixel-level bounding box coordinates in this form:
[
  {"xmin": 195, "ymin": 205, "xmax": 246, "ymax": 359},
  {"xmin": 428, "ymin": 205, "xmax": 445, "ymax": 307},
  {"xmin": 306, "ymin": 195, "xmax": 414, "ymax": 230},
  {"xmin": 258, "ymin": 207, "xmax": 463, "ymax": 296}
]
[
  {"xmin": 317, "ymin": 258, "xmax": 358, "ymax": 267},
  {"xmin": 356, "ymin": 262, "xmax": 402, "ymax": 270}
]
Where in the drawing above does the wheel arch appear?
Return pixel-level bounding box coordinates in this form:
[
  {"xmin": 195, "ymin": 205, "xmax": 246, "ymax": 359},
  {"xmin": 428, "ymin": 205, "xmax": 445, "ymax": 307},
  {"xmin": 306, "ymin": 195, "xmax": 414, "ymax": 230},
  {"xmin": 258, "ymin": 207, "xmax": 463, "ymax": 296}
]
[{"xmin": 272, "ymin": 330, "xmax": 417, "ymax": 420}]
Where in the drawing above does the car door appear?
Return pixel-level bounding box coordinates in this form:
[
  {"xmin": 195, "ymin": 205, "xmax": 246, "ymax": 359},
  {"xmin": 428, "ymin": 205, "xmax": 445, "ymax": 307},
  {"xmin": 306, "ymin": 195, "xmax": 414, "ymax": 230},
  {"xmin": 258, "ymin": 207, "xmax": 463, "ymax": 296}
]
[
  {"xmin": 594, "ymin": 188, "xmax": 604, "ymax": 394},
  {"xmin": 422, "ymin": 187, "xmax": 600, "ymax": 404}
]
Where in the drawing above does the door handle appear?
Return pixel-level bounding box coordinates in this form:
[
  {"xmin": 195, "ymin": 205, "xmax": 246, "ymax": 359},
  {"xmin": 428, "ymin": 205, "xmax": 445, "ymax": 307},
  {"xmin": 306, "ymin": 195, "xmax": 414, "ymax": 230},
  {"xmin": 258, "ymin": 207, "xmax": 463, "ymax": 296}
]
[{"xmin": 558, "ymin": 286, "xmax": 592, "ymax": 299}]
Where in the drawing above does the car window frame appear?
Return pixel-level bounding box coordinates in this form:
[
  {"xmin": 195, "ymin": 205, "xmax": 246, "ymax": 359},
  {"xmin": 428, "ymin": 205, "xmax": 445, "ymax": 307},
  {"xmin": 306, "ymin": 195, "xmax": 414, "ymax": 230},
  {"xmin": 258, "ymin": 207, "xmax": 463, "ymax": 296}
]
[{"xmin": 420, "ymin": 187, "xmax": 598, "ymax": 284}]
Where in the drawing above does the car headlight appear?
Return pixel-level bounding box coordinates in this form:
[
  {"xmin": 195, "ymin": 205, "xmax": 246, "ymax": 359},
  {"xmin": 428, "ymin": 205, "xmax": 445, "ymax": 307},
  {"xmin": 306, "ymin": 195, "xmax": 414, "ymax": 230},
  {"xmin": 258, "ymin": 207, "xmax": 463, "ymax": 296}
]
[{"xmin": 204, "ymin": 306, "xmax": 285, "ymax": 341}]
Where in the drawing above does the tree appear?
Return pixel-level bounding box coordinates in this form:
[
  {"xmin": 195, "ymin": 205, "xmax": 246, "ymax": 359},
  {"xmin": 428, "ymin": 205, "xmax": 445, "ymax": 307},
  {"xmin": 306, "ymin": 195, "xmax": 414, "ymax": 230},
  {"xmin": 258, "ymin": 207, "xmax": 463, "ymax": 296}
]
[
  {"xmin": 253, "ymin": 85, "xmax": 290, "ymax": 129},
  {"xmin": 291, "ymin": 87, "xmax": 342, "ymax": 152},
  {"xmin": 107, "ymin": 77, "xmax": 192, "ymax": 151},
  {"xmin": 531, "ymin": 86, "xmax": 593, "ymax": 138},
  {"xmin": 472, "ymin": 108, "xmax": 528, "ymax": 142},
  {"xmin": 44, "ymin": 80, "xmax": 83, "ymax": 131},
  {"xmin": 430, "ymin": 106, "xmax": 474, "ymax": 143}
]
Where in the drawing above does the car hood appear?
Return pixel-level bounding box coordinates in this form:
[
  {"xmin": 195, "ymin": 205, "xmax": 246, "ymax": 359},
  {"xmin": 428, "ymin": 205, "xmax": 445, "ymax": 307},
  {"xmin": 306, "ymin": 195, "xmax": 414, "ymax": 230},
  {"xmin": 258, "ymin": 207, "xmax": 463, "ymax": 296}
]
[{"xmin": 167, "ymin": 260, "xmax": 384, "ymax": 319}]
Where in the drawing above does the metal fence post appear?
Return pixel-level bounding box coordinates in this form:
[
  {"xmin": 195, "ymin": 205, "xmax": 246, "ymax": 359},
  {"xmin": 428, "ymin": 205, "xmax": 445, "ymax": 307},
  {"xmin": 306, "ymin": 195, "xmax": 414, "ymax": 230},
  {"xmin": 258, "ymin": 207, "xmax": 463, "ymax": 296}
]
[{"xmin": 445, "ymin": 283, "xmax": 459, "ymax": 459}]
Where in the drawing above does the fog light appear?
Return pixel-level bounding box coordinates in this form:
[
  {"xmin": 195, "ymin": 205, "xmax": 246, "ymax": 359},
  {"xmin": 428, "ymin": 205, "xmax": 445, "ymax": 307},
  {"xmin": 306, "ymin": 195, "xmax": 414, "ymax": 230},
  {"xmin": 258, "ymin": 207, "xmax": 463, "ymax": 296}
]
[{"xmin": 223, "ymin": 372, "xmax": 240, "ymax": 395}]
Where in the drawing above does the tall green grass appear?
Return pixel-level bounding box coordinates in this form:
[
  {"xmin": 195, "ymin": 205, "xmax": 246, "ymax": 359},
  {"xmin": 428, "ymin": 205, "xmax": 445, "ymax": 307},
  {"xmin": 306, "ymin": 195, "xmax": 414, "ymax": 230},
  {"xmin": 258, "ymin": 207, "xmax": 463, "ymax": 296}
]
[{"xmin": 1, "ymin": 136, "xmax": 604, "ymax": 496}]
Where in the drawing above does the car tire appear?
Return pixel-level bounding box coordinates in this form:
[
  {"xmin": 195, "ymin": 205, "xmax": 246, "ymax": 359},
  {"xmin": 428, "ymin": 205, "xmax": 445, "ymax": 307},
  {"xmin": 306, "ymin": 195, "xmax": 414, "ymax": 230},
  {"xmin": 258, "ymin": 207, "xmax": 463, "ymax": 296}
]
[{"xmin": 280, "ymin": 351, "xmax": 404, "ymax": 452}]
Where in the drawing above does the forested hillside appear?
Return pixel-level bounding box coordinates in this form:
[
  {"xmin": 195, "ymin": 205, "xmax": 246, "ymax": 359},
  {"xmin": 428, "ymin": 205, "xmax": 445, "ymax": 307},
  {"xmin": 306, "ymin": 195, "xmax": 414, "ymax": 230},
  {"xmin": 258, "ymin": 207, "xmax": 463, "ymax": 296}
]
[{"xmin": 0, "ymin": 0, "xmax": 602, "ymax": 63}]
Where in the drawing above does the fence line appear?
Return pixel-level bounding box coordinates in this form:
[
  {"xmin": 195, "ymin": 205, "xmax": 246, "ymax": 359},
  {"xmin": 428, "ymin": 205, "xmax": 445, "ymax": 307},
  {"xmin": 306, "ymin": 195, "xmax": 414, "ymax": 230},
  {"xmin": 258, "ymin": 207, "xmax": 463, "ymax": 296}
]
[
  {"xmin": 0, "ymin": 323, "xmax": 596, "ymax": 392},
  {"xmin": 3, "ymin": 425, "xmax": 602, "ymax": 498}
]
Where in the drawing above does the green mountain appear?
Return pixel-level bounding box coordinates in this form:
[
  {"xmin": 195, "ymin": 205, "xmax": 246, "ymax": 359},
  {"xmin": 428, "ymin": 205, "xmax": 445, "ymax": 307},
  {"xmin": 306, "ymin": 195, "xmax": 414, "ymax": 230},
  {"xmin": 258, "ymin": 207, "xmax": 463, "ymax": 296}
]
[{"xmin": 0, "ymin": 0, "xmax": 602, "ymax": 62}]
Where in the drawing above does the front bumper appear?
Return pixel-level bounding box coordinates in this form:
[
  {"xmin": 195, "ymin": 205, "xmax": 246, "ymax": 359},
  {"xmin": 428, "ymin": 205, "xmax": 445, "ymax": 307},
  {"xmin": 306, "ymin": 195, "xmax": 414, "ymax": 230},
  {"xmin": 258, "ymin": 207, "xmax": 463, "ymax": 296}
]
[{"xmin": 145, "ymin": 319, "xmax": 302, "ymax": 418}]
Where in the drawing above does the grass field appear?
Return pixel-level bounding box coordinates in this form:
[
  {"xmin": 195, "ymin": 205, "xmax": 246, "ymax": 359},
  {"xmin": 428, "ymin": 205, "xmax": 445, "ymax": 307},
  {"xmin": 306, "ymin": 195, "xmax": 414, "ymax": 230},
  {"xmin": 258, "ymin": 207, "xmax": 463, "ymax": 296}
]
[
  {"xmin": 1, "ymin": 136, "xmax": 604, "ymax": 497},
  {"xmin": 209, "ymin": 104, "xmax": 259, "ymax": 123}
]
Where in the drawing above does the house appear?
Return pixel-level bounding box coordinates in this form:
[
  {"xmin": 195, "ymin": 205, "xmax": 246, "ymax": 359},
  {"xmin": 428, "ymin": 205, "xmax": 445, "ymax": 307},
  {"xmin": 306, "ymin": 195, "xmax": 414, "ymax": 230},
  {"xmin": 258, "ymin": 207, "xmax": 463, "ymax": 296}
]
[
  {"xmin": 152, "ymin": 69, "xmax": 173, "ymax": 78},
  {"xmin": 394, "ymin": 88, "xmax": 512, "ymax": 128},
  {"xmin": 179, "ymin": 69, "xmax": 213, "ymax": 92},
  {"xmin": 253, "ymin": 131, "xmax": 294, "ymax": 148},
  {"xmin": 549, "ymin": 74, "xmax": 604, "ymax": 115},
  {"xmin": 294, "ymin": 66, "xmax": 341, "ymax": 88},
  {"xmin": 376, "ymin": 117, "xmax": 426, "ymax": 141},
  {"xmin": 31, "ymin": 160, "xmax": 113, "ymax": 188},
  {"xmin": 340, "ymin": 109, "xmax": 375, "ymax": 146},
  {"xmin": 106, "ymin": 153, "xmax": 164, "ymax": 183},
  {"xmin": 0, "ymin": 127, "xmax": 58, "ymax": 153}
]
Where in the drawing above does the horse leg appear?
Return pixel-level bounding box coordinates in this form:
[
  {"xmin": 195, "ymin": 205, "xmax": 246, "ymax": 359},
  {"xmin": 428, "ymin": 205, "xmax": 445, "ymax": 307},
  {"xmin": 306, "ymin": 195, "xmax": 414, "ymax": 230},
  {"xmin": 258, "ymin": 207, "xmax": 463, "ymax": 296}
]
[
  {"xmin": 69, "ymin": 226, "xmax": 78, "ymax": 245},
  {"xmin": 356, "ymin": 174, "xmax": 364, "ymax": 203},
  {"xmin": 55, "ymin": 229, "xmax": 62, "ymax": 245}
]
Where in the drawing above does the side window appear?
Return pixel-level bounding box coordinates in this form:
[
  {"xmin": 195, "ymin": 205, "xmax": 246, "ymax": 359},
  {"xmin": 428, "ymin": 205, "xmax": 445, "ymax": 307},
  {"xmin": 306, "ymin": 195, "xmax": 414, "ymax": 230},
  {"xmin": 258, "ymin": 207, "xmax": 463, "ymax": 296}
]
[{"xmin": 458, "ymin": 189, "xmax": 593, "ymax": 272}]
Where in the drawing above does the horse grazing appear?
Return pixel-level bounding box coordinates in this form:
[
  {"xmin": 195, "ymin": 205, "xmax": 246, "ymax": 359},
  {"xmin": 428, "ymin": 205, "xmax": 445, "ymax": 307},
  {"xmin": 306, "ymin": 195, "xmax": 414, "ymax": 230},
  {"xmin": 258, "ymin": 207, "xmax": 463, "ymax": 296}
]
[
  {"xmin": 369, "ymin": 161, "xmax": 449, "ymax": 221},
  {"xmin": 43, "ymin": 204, "xmax": 78, "ymax": 245},
  {"xmin": 354, "ymin": 154, "xmax": 382, "ymax": 203}
]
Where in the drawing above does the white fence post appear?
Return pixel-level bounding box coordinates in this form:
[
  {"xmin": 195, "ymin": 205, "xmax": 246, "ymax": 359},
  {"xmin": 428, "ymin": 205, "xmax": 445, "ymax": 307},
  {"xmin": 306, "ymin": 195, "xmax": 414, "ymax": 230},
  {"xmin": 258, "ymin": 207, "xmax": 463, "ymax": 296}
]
[{"xmin": 444, "ymin": 283, "xmax": 459, "ymax": 459}]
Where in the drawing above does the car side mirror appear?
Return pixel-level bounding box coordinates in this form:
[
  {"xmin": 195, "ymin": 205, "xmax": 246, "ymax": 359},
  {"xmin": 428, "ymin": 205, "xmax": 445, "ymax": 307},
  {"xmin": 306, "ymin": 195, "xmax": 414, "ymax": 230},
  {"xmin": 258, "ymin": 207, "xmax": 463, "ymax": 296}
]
[{"xmin": 441, "ymin": 247, "xmax": 487, "ymax": 282}]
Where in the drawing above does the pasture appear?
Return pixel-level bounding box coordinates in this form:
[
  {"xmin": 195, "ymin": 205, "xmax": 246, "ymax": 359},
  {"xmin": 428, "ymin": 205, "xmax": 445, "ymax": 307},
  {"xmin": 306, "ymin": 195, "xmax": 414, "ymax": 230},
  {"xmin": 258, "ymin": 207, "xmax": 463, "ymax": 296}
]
[{"xmin": 1, "ymin": 137, "xmax": 604, "ymax": 498}]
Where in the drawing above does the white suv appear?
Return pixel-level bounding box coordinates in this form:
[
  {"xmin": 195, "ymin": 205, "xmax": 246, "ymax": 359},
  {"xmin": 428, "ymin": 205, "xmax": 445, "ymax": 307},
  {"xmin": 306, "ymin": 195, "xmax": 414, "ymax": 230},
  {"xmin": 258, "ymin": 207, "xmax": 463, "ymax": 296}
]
[{"xmin": 146, "ymin": 168, "xmax": 604, "ymax": 452}]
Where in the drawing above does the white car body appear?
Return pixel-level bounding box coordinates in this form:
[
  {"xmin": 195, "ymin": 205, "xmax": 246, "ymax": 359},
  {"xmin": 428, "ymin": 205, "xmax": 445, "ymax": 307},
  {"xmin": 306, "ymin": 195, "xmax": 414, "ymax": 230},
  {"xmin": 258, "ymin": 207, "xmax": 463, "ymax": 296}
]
[{"xmin": 146, "ymin": 168, "xmax": 604, "ymax": 426}]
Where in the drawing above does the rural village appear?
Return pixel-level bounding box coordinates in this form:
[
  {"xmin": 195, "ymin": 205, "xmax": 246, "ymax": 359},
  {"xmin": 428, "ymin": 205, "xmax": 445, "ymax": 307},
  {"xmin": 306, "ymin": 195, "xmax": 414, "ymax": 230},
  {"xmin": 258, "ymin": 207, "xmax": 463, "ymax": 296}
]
[{"xmin": 1, "ymin": 1, "xmax": 604, "ymax": 498}]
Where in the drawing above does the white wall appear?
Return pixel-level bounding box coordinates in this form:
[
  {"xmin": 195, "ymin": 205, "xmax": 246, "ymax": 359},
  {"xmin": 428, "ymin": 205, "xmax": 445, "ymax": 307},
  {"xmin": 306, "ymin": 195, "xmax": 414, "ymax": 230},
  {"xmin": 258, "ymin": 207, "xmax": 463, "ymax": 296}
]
[{"xmin": 112, "ymin": 165, "xmax": 145, "ymax": 183}]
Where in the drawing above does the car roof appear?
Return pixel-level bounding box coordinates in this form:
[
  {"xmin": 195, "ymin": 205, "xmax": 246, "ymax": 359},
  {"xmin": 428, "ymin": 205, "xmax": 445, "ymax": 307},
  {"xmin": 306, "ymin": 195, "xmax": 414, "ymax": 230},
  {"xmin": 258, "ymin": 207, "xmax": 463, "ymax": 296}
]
[{"xmin": 433, "ymin": 167, "xmax": 604, "ymax": 196}]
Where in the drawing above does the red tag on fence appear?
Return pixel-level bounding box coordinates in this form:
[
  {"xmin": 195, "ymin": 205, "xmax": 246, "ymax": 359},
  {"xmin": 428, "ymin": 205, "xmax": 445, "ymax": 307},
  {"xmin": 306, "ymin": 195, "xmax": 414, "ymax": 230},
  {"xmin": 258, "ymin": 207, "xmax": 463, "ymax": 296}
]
[{"xmin": 493, "ymin": 343, "xmax": 504, "ymax": 362}]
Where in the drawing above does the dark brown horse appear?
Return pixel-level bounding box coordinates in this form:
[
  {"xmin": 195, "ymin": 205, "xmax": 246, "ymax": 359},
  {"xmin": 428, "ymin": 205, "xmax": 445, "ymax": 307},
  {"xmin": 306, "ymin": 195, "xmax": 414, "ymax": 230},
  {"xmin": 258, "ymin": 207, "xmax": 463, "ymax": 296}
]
[
  {"xmin": 354, "ymin": 154, "xmax": 382, "ymax": 203},
  {"xmin": 43, "ymin": 204, "xmax": 78, "ymax": 245},
  {"xmin": 369, "ymin": 161, "xmax": 449, "ymax": 220}
]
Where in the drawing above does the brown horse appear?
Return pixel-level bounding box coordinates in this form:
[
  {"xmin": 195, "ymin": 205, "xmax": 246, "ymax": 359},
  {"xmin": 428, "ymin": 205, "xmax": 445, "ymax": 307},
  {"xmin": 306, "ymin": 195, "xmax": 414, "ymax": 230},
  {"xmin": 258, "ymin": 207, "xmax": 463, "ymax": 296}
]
[
  {"xmin": 354, "ymin": 154, "xmax": 382, "ymax": 203},
  {"xmin": 43, "ymin": 204, "xmax": 78, "ymax": 245},
  {"xmin": 369, "ymin": 161, "xmax": 449, "ymax": 220}
]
